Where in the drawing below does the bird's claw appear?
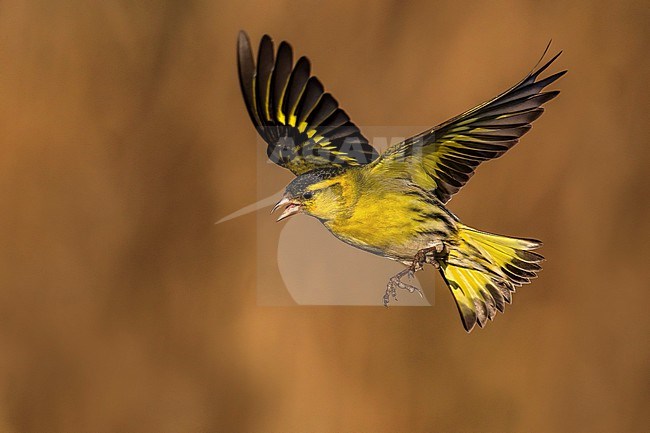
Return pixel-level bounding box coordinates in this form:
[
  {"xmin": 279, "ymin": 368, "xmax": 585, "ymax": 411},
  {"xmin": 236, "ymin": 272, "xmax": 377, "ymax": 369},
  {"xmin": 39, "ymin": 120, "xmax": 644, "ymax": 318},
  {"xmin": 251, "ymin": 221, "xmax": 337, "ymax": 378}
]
[
  {"xmin": 381, "ymin": 243, "xmax": 448, "ymax": 306},
  {"xmin": 383, "ymin": 283, "xmax": 397, "ymax": 307},
  {"xmin": 383, "ymin": 271, "xmax": 423, "ymax": 307}
]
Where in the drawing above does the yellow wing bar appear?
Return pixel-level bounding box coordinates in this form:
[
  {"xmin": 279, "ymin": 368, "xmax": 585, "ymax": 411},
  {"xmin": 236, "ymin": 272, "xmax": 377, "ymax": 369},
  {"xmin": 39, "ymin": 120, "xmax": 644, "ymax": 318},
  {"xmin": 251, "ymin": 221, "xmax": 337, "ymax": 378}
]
[
  {"xmin": 370, "ymin": 44, "xmax": 566, "ymax": 203},
  {"xmin": 237, "ymin": 31, "xmax": 378, "ymax": 176}
]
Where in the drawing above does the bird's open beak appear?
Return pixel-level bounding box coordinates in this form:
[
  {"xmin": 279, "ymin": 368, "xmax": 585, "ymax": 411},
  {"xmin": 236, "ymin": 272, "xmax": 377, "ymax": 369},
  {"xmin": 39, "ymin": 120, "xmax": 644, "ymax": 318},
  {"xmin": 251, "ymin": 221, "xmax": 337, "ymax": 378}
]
[{"xmin": 271, "ymin": 195, "xmax": 302, "ymax": 222}]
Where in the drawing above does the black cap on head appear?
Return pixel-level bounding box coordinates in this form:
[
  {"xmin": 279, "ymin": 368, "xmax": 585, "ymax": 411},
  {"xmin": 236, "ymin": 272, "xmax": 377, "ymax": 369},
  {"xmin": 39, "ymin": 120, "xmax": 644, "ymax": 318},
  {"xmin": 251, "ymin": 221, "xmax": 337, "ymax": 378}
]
[{"xmin": 285, "ymin": 167, "xmax": 343, "ymax": 197}]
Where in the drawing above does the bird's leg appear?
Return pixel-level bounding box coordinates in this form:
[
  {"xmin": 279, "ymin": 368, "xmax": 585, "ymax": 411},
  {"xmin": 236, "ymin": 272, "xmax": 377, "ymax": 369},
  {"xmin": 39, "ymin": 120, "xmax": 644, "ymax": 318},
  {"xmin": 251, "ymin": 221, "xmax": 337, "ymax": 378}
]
[
  {"xmin": 413, "ymin": 241, "xmax": 448, "ymax": 271},
  {"xmin": 383, "ymin": 267, "xmax": 422, "ymax": 307},
  {"xmin": 382, "ymin": 241, "xmax": 448, "ymax": 307},
  {"xmin": 420, "ymin": 241, "xmax": 448, "ymax": 269}
]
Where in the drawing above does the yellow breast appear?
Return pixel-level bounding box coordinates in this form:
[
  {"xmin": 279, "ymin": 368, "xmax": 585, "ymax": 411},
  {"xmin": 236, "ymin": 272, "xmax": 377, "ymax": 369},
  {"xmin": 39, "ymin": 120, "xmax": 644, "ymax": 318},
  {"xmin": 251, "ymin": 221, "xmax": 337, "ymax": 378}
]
[{"xmin": 324, "ymin": 178, "xmax": 454, "ymax": 259}]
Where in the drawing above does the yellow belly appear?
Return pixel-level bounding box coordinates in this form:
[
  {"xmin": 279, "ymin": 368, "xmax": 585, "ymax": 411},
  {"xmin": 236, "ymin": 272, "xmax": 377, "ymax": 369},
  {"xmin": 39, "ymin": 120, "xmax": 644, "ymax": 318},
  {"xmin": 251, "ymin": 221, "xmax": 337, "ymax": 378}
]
[{"xmin": 324, "ymin": 189, "xmax": 455, "ymax": 260}]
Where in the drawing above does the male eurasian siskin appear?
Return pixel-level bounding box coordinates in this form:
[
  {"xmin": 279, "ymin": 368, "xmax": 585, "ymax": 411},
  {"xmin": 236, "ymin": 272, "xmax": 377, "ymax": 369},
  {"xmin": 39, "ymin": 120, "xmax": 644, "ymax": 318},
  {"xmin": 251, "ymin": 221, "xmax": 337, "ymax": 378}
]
[{"xmin": 237, "ymin": 31, "xmax": 565, "ymax": 332}]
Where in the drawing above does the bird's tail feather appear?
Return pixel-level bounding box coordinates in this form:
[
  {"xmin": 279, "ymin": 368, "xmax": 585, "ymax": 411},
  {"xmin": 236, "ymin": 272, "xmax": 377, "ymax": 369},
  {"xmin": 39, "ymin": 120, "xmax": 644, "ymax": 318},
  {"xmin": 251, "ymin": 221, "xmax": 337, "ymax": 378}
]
[{"xmin": 439, "ymin": 225, "xmax": 543, "ymax": 332}]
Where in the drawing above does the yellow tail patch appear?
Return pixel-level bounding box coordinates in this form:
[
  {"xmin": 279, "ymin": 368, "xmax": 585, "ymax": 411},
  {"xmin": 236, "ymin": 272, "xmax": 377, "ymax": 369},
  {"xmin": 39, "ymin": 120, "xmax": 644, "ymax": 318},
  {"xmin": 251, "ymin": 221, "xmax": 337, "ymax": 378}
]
[{"xmin": 440, "ymin": 226, "xmax": 543, "ymax": 332}]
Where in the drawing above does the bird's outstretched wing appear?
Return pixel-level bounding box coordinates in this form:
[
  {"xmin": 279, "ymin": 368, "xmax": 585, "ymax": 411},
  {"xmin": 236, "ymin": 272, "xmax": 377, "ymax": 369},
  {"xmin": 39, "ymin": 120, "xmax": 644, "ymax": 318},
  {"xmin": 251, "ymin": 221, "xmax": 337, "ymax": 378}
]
[
  {"xmin": 237, "ymin": 31, "xmax": 378, "ymax": 176},
  {"xmin": 369, "ymin": 44, "xmax": 566, "ymax": 204}
]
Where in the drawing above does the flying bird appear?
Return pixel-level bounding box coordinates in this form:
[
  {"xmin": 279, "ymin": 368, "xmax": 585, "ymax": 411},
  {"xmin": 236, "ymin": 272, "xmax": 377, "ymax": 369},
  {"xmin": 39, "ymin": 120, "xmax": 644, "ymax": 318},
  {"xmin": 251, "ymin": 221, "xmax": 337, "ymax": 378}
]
[{"xmin": 237, "ymin": 31, "xmax": 565, "ymax": 332}]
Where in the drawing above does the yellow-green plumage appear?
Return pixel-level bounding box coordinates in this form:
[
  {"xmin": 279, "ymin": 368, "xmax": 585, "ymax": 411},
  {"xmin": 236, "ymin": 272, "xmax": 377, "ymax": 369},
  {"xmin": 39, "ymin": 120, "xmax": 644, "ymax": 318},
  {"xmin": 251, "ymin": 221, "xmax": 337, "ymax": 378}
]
[
  {"xmin": 305, "ymin": 169, "xmax": 458, "ymax": 261},
  {"xmin": 237, "ymin": 31, "xmax": 564, "ymax": 332}
]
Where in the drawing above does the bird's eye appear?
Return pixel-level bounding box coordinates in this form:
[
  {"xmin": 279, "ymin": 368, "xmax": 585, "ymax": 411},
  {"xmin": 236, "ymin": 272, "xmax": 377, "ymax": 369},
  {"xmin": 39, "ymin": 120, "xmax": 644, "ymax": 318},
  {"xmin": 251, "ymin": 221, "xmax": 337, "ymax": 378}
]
[{"xmin": 302, "ymin": 191, "xmax": 313, "ymax": 200}]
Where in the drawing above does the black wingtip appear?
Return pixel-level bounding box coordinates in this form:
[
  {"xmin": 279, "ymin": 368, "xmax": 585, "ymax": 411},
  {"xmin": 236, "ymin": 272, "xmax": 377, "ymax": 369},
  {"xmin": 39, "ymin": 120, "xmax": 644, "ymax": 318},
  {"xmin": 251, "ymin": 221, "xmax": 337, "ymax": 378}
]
[
  {"xmin": 552, "ymin": 69, "xmax": 569, "ymax": 80},
  {"xmin": 529, "ymin": 42, "xmax": 563, "ymax": 81},
  {"xmin": 237, "ymin": 31, "xmax": 253, "ymax": 67},
  {"xmin": 538, "ymin": 50, "xmax": 563, "ymax": 73},
  {"xmin": 237, "ymin": 30, "xmax": 263, "ymax": 128},
  {"xmin": 238, "ymin": 30, "xmax": 250, "ymax": 47},
  {"xmin": 277, "ymin": 40, "xmax": 293, "ymax": 57},
  {"xmin": 542, "ymin": 39, "xmax": 553, "ymax": 59}
]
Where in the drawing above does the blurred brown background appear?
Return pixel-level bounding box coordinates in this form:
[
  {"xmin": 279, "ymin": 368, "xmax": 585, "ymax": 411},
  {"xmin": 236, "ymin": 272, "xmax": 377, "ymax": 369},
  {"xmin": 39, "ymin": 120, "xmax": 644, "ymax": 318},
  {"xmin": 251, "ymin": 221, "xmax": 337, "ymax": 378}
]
[{"xmin": 0, "ymin": 1, "xmax": 648, "ymax": 432}]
